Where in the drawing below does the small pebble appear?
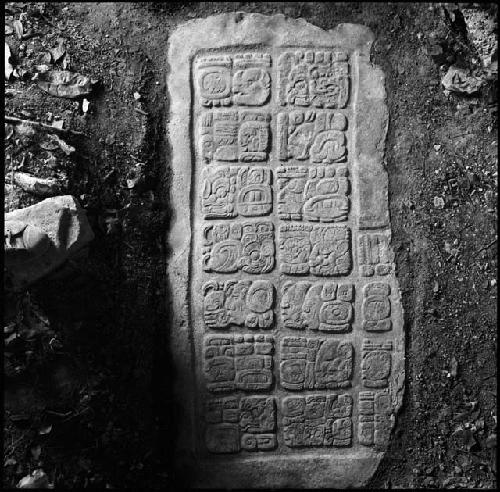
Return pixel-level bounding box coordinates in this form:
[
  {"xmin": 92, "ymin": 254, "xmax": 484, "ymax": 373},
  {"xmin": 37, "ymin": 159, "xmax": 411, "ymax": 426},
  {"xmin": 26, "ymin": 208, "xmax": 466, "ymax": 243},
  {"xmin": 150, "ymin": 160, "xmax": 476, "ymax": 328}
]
[
  {"xmin": 434, "ymin": 196, "xmax": 445, "ymax": 209},
  {"xmin": 52, "ymin": 119, "xmax": 64, "ymax": 130}
]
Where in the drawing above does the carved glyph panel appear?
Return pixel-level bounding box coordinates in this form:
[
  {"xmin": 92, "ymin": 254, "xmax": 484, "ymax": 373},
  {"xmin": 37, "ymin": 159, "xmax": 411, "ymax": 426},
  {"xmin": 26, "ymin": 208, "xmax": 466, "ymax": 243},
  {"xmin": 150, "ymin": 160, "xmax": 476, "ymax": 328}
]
[
  {"xmin": 278, "ymin": 111, "xmax": 348, "ymax": 163},
  {"xmin": 280, "ymin": 337, "xmax": 354, "ymax": 390},
  {"xmin": 280, "ymin": 281, "xmax": 354, "ymax": 332},
  {"xmin": 362, "ymin": 282, "xmax": 393, "ymax": 332},
  {"xmin": 203, "ymin": 221, "xmax": 275, "ymax": 274},
  {"xmin": 277, "ymin": 50, "xmax": 350, "ymax": 108},
  {"xmin": 358, "ymin": 390, "xmax": 392, "ymax": 449},
  {"xmin": 358, "ymin": 232, "xmax": 392, "ymax": 276},
  {"xmin": 203, "ymin": 334, "xmax": 274, "ymax": 393},
  {"xmin": 196, "ymin": 53, "xmax": 272, "ymax": 107},
  {"xmin": 204, "ymin": 395, "xmax": 277, "ymax": 453},
  {"xmin": 278, "ymin": 224, "xmax": 352, "ymax": 276},
  {"xmin": 361, "ymin": 339, "xmax": 393, "ymax": 388},
  {"xmin": 203, "ymin": 280, "xmax": 275, "ymax": 329},
  {"xmin": 277, "ymin": 166, "xmax": 350, "ymax": 222},
  {"xmin": 168, "ymin": 14, "xmax": 404, "ymax": 488},
  {"xmin": 202, "ymin": 166, "xmax": 272, "ymax": 219},
  {"xmin": 199, "ymin": 111, "xmax": 271, "ymax": 164},
  {"xmin": 282, "ymin": 394, "xmax": 353, "ymax": 447}
]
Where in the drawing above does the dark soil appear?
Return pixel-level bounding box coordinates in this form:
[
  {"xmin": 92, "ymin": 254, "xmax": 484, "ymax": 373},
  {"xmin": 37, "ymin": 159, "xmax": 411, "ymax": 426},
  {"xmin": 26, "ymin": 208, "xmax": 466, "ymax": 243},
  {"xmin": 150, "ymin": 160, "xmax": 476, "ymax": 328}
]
[{"xmin": 4, "ymin": 2, "xmax": 497, "ymax": 489}]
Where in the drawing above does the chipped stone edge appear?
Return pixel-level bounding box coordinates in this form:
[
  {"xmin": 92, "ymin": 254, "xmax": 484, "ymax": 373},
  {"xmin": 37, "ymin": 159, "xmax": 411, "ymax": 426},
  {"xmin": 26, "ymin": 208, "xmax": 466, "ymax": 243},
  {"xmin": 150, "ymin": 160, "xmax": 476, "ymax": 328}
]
[{"xmin": 166, "ymin": 12, "xmax": 404, "ymax": 489}]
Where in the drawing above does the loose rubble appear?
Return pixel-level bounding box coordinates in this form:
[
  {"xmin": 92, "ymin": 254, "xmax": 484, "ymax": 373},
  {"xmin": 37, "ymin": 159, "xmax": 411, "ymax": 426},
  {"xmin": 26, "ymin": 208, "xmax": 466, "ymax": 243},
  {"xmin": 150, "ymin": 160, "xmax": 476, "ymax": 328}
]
[{"xmin": 37, "ymin": 70, "xmax": 97, "ymax": 98}]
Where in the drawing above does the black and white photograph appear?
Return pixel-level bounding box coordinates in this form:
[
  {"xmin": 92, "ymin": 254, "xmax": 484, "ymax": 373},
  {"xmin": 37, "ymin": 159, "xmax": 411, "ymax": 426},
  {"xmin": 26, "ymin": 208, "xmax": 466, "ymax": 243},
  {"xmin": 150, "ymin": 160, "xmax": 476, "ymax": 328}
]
[{"xmin": 4, "ymin": 2, "xmax": 497, "ymax": 489}]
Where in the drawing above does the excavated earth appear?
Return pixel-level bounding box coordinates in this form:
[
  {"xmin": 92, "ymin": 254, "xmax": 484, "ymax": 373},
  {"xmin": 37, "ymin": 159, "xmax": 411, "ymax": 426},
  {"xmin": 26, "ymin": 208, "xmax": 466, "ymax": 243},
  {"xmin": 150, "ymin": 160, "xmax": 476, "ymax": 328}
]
[{"xmin": 4, "ymin": 2, "xmax": 497, "ymax": 489}]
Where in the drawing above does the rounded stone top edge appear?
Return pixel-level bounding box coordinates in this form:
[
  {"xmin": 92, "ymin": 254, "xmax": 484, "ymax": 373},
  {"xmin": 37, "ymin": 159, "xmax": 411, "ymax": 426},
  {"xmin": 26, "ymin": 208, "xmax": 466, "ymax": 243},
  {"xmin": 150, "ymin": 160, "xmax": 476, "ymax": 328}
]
[
  {"xmin": 332, "ymin": 22, "xmax": 375, "ymax": 49},
  {"xmin": 168, "ymin": 12, "xmax": 374, "ymax": 56}
]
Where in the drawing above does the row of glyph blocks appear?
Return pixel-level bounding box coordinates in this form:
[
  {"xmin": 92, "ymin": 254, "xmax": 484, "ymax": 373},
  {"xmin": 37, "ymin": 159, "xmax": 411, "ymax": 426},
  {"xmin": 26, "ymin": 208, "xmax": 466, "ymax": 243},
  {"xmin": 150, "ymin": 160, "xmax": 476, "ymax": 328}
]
[
  {"xmin": 202, "ymin": 224, "xmax": 392, "ymax": 277},
  {"xmin": 203, "ymin": 335, "xmax": 394, "ymax": 392},
  {"xmin": 195, "ymin": 50, "xmax": 349, "ymax": 108},
  {"xmin": 198, "ymin": 110, "xmax": 348, "ymax": 164},
  {"xmin": 203, "ymin": 390, "xmax": 391, "ymax": 453},
  {"xmin": 203, "ymin": 280, "xmax": 393, "ymax": 331},
  {"xmin": 201, "ymin": 165, "xmax": 350, "ymax": 222}
]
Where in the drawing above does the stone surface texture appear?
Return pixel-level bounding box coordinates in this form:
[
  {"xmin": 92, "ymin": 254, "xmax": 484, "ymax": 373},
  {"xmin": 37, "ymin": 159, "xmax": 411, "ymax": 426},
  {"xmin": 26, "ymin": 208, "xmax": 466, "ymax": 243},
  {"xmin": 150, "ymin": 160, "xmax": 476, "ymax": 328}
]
[
  {"xmin": 167, "ymin": 12, "xmax": 404, "ymax": 489},
  {"xmin": 5, "ymin": 195, "xmax": 95, "ymax": 291}
]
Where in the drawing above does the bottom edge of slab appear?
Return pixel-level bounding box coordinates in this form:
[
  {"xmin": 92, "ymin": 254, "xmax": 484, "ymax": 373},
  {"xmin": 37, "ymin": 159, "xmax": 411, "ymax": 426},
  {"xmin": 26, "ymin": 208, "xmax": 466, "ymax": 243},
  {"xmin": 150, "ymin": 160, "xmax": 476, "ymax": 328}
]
[{"xmin": 178, "ymin": 453, "xmax": 384, "ymax": 488}]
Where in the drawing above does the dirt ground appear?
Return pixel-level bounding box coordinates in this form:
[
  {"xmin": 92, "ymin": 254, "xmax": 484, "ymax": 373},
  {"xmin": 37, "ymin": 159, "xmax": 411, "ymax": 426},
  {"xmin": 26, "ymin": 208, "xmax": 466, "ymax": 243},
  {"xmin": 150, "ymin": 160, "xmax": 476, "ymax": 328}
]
[{"xmin": 4, "ymin": 2, "xmax": 497, "ymax": 489}]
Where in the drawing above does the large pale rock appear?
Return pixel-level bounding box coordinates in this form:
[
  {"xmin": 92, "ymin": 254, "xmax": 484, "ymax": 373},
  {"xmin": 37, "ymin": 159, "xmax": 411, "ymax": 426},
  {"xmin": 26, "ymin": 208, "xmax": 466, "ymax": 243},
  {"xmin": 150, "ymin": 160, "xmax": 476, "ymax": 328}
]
[
  {"xmin": 167, "ymin": 12, "xmax": 404, "ymax": 489},
  {"xmin": 5, "ymin": 195, "xmax": 94, "ymax": 291},
  {"xmin": 441, "ymin": 65, "xmax": 485, "ymax": 95}
]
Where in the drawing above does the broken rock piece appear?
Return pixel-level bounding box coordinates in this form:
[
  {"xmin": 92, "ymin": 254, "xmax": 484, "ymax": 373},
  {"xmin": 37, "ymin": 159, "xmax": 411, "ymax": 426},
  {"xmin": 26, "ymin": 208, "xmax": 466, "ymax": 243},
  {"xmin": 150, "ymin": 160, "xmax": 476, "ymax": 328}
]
[
  {"xmin": 50, "ymin": 38, "xmax": 66, "ymax": 64},
  {"xmin": 37, "ymin": 70, "xmax": 97, "ymax": 98},
  {"xmin": 441, "ymin": 65, "xmax": 485, "ymax": 95},
  {"xmin": 44, "ymin": 133, "xmax": 75, "ymax": 155},
  {"xmin": 13, "ymin": 19, "xmax": 24, "ymax": 40},
  {"xmin": 17, "ymin": 469, "xmax": 50, "ymax": 489},
  {"xmin": 5, "ymin": 42, "xmax": 14, "ymax": 80},
  {"xmin": 5, "ymin": 195, "xmax": 94, "ymax": 291},
  {"xmin": 13, "ymin": 172, "xmax": 63, "ymax": 197}
]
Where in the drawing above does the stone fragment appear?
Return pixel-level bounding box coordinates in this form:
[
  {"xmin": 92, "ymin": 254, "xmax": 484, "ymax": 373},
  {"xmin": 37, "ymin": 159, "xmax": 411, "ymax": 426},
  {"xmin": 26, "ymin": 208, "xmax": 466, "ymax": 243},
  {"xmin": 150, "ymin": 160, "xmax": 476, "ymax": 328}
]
[
  {"xmin": 13, "ymin": 172, "xmax": 63, "ymax": 197},
  {"xmin": 82, "ymin": 98, "xmax": 90, "ymax": 113},
  {"xmin": 434, "ymin": 196, "xmax": 445, "ymax": 209},
  {"xmin": 49, "ymin": 134, "xmax": 75, "ymax": 155},
  {"xmin": 37, "ymin": 70, "xmax": 96, "ymax": 98},
  {"xmin": 5, "ymin": 195, "xmax": 94, "ymax": 291},
  {"xmin": 17, "ymin": 468, "xmax": 51, "ymax": 489},
  {"xmin": 17, "ymin": 469, "xmax": 50, "ymax": 489},
  {"xmin": 13, "ymin": 19, "xmax": 24, "ymax": 40},
  {"xmin": 441, "ymin": 65, "xmax": 485, "ymax": 95},
  {"xmin": 167, "ymin": 12, "xmax": 404, "ymax": 489},
  {"xmin": 5, "ymin": 42, "xmax": 13, "ymax": 80},
  {"xmin": 50, "ymin": 38, "xmax": 66, "ymax": 63}
]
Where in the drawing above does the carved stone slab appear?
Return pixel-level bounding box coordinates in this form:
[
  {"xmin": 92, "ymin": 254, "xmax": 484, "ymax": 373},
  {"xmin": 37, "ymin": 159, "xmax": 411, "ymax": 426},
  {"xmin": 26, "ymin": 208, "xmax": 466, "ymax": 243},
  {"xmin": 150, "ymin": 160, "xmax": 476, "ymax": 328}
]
[{"xmin": 168, "ymin": 13, "xmax": 404, "ymax": 489}]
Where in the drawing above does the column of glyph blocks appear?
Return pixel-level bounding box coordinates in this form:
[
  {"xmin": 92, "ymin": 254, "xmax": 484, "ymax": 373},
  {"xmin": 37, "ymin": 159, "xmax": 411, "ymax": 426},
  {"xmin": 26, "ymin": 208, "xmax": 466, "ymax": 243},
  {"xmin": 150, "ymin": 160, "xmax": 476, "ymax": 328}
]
[
  {"xmin": 276, "ymin": 48, "xmax": 357, "ymax": 448},
  {"xmin": 194, "ymin": 52, "xmax": 279, "ymax": 454}
]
